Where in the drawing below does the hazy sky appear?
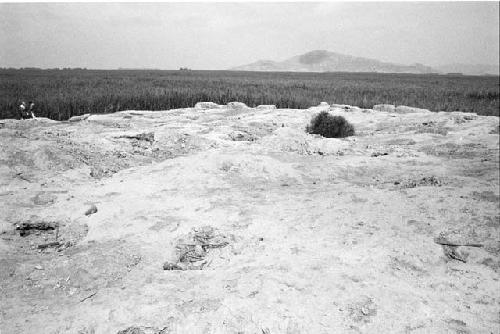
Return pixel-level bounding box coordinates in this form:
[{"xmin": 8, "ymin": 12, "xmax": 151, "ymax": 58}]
[{"xmin": 0, "ymin": 2, "xmax": 498, "ymax": 69}]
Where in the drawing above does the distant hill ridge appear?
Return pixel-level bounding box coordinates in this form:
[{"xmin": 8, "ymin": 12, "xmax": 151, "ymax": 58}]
[{"xmin": 231, "ymin": 50, "xmax": 498, "ymax": 75}]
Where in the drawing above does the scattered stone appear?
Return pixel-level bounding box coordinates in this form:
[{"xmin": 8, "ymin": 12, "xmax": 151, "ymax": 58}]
[
  {"xmin": 442, "ymin": 245, "xmax": 467, "ymax": 263},
  {"xmin": 163, "ymin": 226, "xmax": 230, "ymax": 271},
  {"xmin": 69, "ymin": 114, "xmax": 90, "ymax": 122},
  {"xmin": 194, "ymin": 102, "xmax": 222, "ymax": 110},
  {"xmin": 414, "ymin": 126, "xmax": 448, "ymax": 136},
  {"xmin": 347, "ymin": 296, "xmax": 377, "ymax": 323},
  {"xmin": 256, "ymin": 105, "xmax": 276, "ymax": 110},
  {"xmin": 471, "ymin": 191, "xmax": 499, "ymax": 203},
  {"xmin": 489, "ymin": 125, "xmax": 499, "ymax": 134},
  {"xmin": 38, "ymin": 241, "xmax": 61, "ymax": 249},
  {"xmin": 371, "ymin": 152, "xmax": 389, "ymax": 157},
  {"xmin": 373, "ymin": 104, "xmax": 396, "ymax": 113},
  {"xmin": 384, "ymin": 138, "xmax": 416, "ymax": 146},
  {"xmin": 84, "ymin": 204, "xmax": 98, "ymax": 216},
  {"xmin": 162, "ymin": 262, "xmax": 183, "ymax": 271},
  {"xmin": 395, "ymin": 106, "xmax": 431, "ymax": 114},
  {"xmin": 395, "ymin": 176, "xmax": 442, "ymax": 188},
  {"xmin": 118, "ymin": 132, "xmax": 154, "ymax": 143},
  {"xmin": 226, "ymin": 102, "xmax": 248, "ymax": 109},
  {"xmin": 117, "ymin": 326, "xmax": 169, "ymax": 334},
  {"xmin": 434, "ymin": 231, "xmax": 484, "ymax": 248},
  {"xmin": 16, "ymin": 221, "xmax": 57, "ymax": 237},
  {"xmin": 32, "ymin": 192, "xmax": 57, "ymax": 205},
  {"xmin": 228, "ymin": 130, "xmax": 257, "ymax": 142}
]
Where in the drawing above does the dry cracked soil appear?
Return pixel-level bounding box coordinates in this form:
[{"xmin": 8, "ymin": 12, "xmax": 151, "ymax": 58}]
[{"xmin": 0, "ymin": 102, "xmax": 499, "ymax": 334}]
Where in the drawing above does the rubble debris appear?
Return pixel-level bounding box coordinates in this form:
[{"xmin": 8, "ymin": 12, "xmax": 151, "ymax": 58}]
[
  {"xmin": 163, "ymin": 226, "xmax": 229, "ymax": 271},
  {"xmin": 256, "ymin": 105, "xmax": 276, "ymax": 110},
  {"xmin": 117, "ymin": 326, "xmax": 170, "ymax": 334},
  {"xmin": 471, "ymin": 190, "xmax": 499, "ymax": 203},
  {"xmin": 37, "ymin": 241, "xmax": 61, "ymax": 249},
  {"xmin": 347, "ymin": 296, "xmax": 377, "ymax": 323},
  {"xmin": 79, "ymin": 291, "xmax": 98, "ymax": 302},
  {"xmin": 85, "ymin": 204, "xmax": 98, "ymax": 216},
  {"xmin": 119, "ymin": 132, "xmax": 155, "ymax": 143},
  {"xmin": 434, "ymin": 230, "xmax": 485, "ymax": 263},
  {"xmin": 162, "ymin": 262, "xmax": 183, "ymax": 271},
  {"xmin": 16, "ymin": 221, "xmax": 57, "ymax": 237},
  {"xmin": 373, "ymin": 104, "xmax": 395, "ymax": 113},
  {"xmin": 226, "ymin": 102, "xmax": 248, "ymax": 109},
  {"xmin": 15, "ymin": 172, "xmax": 32, "ymax": 182},
  {"xmin": 434, "ymin": 232, "xmax": 484, "ymax": 248},
  {"xmin": 414, "ymin": 125, "xmax": 449, "ymax": 136},
  {"xmin": 194, "ymin": 102, "xmax": 222, "ymax": 110},
  {"xmin": 371, "ymin": 152, "xmax": 389, "ymax": 157},
  {"xmin": 33, "ymin": 192, "xmax": 57, "ymax": 205},
  {"xmin": 395, "ymin": 106, "xmax": 431, "ymax": 114},
  {"xmin": 442, "ymin": 245, "xmax": 467, "ymax": 263},
  {"xmin": 69, "ymin": 114, "xmax": 90, "ymax": 122},
  {"xmin": 228, "ymin": 130, "xmax": 257, "ymax": 142},
  {"xmin": 394, "ymin": 176, "xmax": 442, "ymax": 188},
  {"xmin": 90, "ymin": 166, "xmax": 119, "ymax": 179}
]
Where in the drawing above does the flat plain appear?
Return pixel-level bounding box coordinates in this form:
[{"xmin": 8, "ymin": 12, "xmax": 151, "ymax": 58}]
[{"xmin": 1, "ymin": 69, "xmax": 498, "ymax": 120}]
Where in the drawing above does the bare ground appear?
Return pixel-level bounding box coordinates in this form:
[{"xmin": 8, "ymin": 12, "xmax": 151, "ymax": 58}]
[{"xmin": 0, "ymin": 103, "xmax": 499, "ymax": 333}]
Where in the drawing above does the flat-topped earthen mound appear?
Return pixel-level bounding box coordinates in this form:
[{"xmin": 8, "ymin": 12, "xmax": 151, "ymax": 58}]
[{"xmin": 1, "ymin": 103, "xmax": 498, "ymax": 333}]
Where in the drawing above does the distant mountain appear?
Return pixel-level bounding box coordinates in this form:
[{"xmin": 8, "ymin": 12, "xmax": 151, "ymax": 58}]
[
  {"xmin": 434, "ymin": 63, "xmax": 499, "ymax": 76},
  {"xmin": 230, "ymin": 50, "xmax": 437, "ymax": 74}
]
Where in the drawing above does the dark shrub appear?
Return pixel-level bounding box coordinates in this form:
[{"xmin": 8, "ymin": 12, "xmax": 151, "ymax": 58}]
[{"xmin": 306, "ymin": 111, "xmax": 355, "ymax": 138}]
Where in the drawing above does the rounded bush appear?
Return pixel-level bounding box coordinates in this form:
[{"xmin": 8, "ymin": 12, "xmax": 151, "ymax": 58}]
[{"xmin": 306, "ymin": 111, "xmax": 355, "ymax": 138}]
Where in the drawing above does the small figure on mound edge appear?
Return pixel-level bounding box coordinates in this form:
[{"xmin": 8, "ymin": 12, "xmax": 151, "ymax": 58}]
[
  {"xmin": 28, "ymin": 101, "xmax": 36, "ymax": 119},
  {"xmin": 19, "ymin": 101, "xmax": 36, "ymax": 120}
]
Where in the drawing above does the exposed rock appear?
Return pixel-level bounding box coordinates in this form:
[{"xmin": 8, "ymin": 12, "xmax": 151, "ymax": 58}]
[
  {"xmin": 373, "ymin": 104, "xmax": 396, "ymax": 113},
  {"xmin": 347, "ymin": 296, "xmax": 377, "ymax": 323},
  {"xmin": 32, "ymin": 192, "xmax": 57, "ymax": 205},
  {"xmin": 84, "ymin": 204, "xmax": 98, "ymax": 216},
  {"xmin": 371, "ymin": 152, "xmax": 389, "ymax": 157},
  {"xmin": 226, "ymin": 102, "xmax": 248, "ymax": 109},
  {"xmin": 194, "ymin": 102, "xmax": 222, "ymax": 110},
  {"xmin": 68, "ymin": 114, "xmax": 90, "ymax": 122},
  {"xmin": 394, "ymin": 176, "xmax": 443, "ymax": 188},
  {"xmin": 255, "ymin": 105, "xmax": 276, "ymax": 110},
  {"xmin": 118, "ymin": 132, "xmax": 155, "ymax": 143},
  {"xmin": 228, "ymin": 130, "xmax": 258, "ymax": 142},
  {"xmin": 164, "ymin": 226, "xmax": 230, "ymax": 271},
  {"xmin": 395, "ymin": 105, "xmax": 432, "ymax": 114},
  {"xmin": 116, "ymin": 325, "xmax": 170, "ymax": 333},
  {"xmin": 15, "ymin": 220, "xmax": 57, "ymax": 237}
]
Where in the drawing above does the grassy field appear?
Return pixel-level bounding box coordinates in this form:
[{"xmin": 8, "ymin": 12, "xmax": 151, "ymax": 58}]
[{"xmin": 0, "ymin": 69, "xmax": 498, "ymax": 120}]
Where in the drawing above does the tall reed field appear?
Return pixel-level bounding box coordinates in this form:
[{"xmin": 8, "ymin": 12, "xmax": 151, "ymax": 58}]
[{"xmin": 1, "ymin": 69, "xmax": 498, "ymax": 120}]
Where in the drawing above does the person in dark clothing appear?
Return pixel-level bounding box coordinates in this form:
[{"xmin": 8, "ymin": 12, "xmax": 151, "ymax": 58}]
[
  {"xmin": 19, "ymin": 101, "xmax": 28, "ymax": 119},
  {"xmin": 19, "ymin": 101, "xmax": 36, "ymax": 119}
]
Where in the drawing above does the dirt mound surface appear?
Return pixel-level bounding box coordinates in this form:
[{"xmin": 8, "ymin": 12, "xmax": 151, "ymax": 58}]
[{"xmin": 0, "ymin": 104, "xmax": 498, "ymax": 333}]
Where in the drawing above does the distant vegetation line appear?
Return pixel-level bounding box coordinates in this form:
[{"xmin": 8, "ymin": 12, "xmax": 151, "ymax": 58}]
[{"xmin": 0, "ymin": 69, "xmax": 498, "ymax": 120}]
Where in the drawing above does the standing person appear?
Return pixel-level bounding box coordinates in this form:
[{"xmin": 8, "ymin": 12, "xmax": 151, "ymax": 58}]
[
  {"xmin": 19, "ymin": 101, "xmax": 28, "ymax": 119},
  {"xmin": 28, "ymin": 101, "xmax": 36, "ymax": 119}
]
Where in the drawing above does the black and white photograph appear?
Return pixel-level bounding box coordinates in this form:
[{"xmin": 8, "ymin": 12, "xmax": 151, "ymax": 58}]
[{"xmin": 0, "ymin": 1, "xmax": 499, "ymax": 333}]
